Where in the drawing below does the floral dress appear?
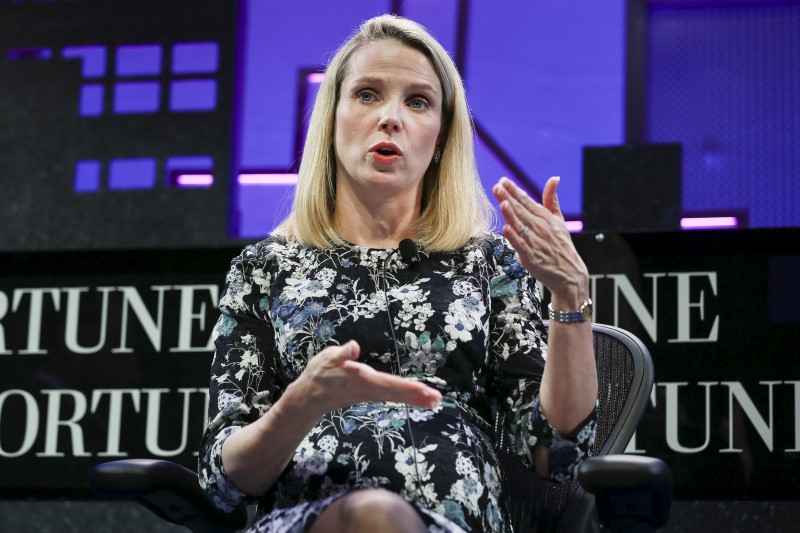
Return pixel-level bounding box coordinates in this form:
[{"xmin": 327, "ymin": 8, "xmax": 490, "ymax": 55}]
[{"xmin": 198, "ymin": 233, "xmax": 597, "ymax": 532}]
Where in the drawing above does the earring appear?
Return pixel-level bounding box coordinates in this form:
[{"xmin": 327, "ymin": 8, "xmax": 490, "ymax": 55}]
[{"xmin": 433, "ymin": 150, "xmax": 441, "ymax": 164}]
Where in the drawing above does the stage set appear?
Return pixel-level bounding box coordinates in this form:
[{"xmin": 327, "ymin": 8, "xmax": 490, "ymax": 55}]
[{"xmin": 1, "ymin": 0, "xmax": 798, "ymax": 531}]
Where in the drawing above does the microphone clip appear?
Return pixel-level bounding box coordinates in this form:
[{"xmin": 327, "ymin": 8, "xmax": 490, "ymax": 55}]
[{"xmin": 399, "ymin": 238, "xmax": 420, "ymax": 264}]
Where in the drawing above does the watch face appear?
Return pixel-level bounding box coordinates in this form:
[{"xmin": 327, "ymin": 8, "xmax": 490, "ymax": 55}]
[{"xmin": 581, "ymin": 299, "xmax": 593, "ymax": 321}]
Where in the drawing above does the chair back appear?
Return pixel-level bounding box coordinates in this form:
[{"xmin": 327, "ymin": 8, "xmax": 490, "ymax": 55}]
[{"xmin": 495, "ymin": 323, "xmax": 654, "ymax": 532}]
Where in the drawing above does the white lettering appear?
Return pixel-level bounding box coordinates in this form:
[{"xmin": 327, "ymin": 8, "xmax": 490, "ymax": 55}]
[
  {"xmin": 624, "ymin": 384, "xmax": 658, "ymax": 454},
  {"xmin": 64, "ymin": 287, "xmax": 114, "ymax": 354},
  {"xmin": 90, "ymin": 389, "xmax": 141, "ymax": 457},
  {"xmin": 787, "ymin": 381, "xmax": 800, "ymax": 452},
  {"xmin": 144, "ymin": 388, "xmax": 195, "ymax": 457},
  {"xmin": 720, "ymin": 381, "xmax": 779, "ymax": 453},
  {"xmin": 668, "ymin": 272, "xmax": 719, "ymax": 343},
  {"xmin": 0, "ymin": 389, "xmax": 39, "ymax": 457},
  {"xmin": 662, "ymin": 381, "xmax": 716, "ymax": 453},
  {"xmin": 0, "ymin": 290, "xmax": 10, "ymax": 354},
  {"xmin": 609, "ymin": 273, "xmax": 664, "ymax": 343},
  {"xmin": 36, "ymin": 389, "xmax": 91, "ymax": 457},
  {"xmin": 170, "ymin": 285, "xmax": 218, "ymax": 353},
  {"xmin": 112, "ymin": 286, "xmax": 170, "ymax": 353},
  {"xmin": 12, "ymin": 288, "xmax": 61, "ymax": 354}
]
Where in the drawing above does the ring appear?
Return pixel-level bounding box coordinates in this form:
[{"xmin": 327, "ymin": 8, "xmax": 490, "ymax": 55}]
[{"xmin": 520, "ymin": 225, "xmax": 530, "ymax": 237}]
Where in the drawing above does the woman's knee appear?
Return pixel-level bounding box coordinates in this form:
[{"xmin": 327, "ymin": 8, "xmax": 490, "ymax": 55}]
[{"xmin": 337, "ymin": 489, "xmax": 426, "ymax": 532}]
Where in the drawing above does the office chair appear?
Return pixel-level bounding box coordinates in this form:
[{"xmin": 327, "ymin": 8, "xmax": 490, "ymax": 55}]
[
  {"xmin": 90, "ymin": 323, "xmax": 671, "ymax": 532},
  {"xmin": 496, "ymin": 322, "xmax": 671, "ymax": 532}
]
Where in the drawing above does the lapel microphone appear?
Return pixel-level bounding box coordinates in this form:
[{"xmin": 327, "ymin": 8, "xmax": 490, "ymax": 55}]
[
  {"xmin": 380, "ymin": 237, "xmax": 430, "ymax": 506},
  {"xmin": 398, "ymin": 238, "xmax": 420, "ymax": 264}
]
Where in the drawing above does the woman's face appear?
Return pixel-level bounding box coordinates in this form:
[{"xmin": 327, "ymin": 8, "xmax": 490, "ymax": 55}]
[{"xmin": 334, "ymin": 39, "xmax": 443, "ymax": 205}]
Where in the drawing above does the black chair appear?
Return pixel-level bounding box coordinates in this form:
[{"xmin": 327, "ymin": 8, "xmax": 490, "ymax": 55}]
[
  {"xmin": 495, "ymin": 322, "xmax": 671, "ymax": 532},
  {"xmin": 90, "ymin": 323, "xmax": 671, "ymax": 532}
]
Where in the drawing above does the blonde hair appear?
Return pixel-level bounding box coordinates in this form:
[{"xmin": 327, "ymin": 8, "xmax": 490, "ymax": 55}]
[{"xmin": 277, "ymin": 14, "xmax": 493, "ymax": 251}]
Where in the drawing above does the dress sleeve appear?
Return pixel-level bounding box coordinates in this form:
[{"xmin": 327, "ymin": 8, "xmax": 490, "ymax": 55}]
[
  {"xmin": 198, "ymin": 242, "xmax": 282, "ymax": 512},
  {"xmin": 486, "ymin": 237, "xmax": 597, "ymax": 484}
]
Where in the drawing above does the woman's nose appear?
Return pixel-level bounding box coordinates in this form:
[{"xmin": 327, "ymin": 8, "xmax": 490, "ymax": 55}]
[{"xmin": 378, "ymin": 101, "xmax": 402, "ymax": 131}]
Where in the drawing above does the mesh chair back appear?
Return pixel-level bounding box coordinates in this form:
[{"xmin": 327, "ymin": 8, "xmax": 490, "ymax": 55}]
[{"xmin": 495, "ymin": 323, "xmax": 654, "ymax": 533}]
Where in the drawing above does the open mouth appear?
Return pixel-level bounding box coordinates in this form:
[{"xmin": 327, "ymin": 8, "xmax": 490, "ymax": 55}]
[{"xmin": 371, "ymin": 143, "xmax": 402, "ymax": 158}]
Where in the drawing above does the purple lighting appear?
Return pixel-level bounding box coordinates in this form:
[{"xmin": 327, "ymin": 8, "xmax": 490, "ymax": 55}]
[
  {"xmin": 166, "ymin": 155, "xmax": 213, "ymax": 186},
  {"xmin": 557, "ymin": 217, "xmax": 739, "ymax": 232},
  {"xmin": 680, "ymin": 216, "xmax": 739, "ymax": 230},
  {"xmin": 7, "ymin": 48, "xmax": 52, "ymax": 60},
  {"xmin": 74, "ymin": 160, "xmax": 101, "ymax": 193},
  {"xmin": 169, "ymin": 79, "xmax": 217, "ymax": 112},
  {"xmin": 113, "ymin": 81, "xmax": 160, "ymax": 114},
  {"xmin": 62, "ymin": 46, "xmax": 107, "ymax": 77},
  {"xmin": 79, "ymin": 84, "xmax": 104, "ymax": 117},
  {"xmin": 172, "ymin": 42, "xmax": 219, "ymax": 74},
  {"xmin": 108, "ymin": 158, "xmax": 156, "ymax": 190},
  {"xmin": 565, "ymin": 220, "xmax": 584, "ymax": 233},
  {"xmin": 175, "ymin": 174, "xmax": 214, "ymax": 187},
  {"xmin": 238, "ymin": 173, "xmax": 298, "ymax": 185},
  {"xmin": 116, "ymin": 44, "xmax": 162, "ymax": 77}
]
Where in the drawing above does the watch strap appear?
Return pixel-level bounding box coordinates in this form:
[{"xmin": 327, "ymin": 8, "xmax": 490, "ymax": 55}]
[{"xmin": 548, "ymin": 298, "xmax": 593, "ymax": 323}]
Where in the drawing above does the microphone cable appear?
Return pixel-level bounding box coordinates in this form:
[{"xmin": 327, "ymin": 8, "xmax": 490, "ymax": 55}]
[{"xmin": 380, "ymin": 240, "xmax": 433, "ymax": 508}]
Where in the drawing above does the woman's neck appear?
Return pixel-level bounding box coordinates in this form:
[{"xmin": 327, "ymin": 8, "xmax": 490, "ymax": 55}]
[{"xmin": 333, "ymin": 188, "xmax": 421, "ymax": 249}]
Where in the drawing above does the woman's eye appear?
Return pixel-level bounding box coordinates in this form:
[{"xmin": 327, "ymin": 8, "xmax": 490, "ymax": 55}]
[
  {"xmin": 409, "ymin": 97, "xmax": 429, "ymax": 110},
  {"xmin": 357, "ymin": 91, "xmax": 376, "ymax": 102}
]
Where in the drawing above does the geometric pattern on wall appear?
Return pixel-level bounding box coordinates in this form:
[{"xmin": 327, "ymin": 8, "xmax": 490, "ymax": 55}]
[
  {"xmin": 646, "ymin": 3, "xmax": 800, "ymax": 228},
  {"xmin": 0, "ymin": 0, "xmax": 235, "ymax": 251}
]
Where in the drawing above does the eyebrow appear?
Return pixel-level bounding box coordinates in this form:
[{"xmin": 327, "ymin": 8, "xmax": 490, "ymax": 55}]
[{"xmin": 348, "ymin": 76, "xmax": 440, "ymax": 95}]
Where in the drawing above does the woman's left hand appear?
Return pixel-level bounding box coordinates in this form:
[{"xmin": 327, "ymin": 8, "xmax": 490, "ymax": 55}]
[
  {"xmin": 492, "ymin": 176, "xmax": 589, "ymax": 304},
  {"xmin": 494, "ymin": 176, "xmax": 597, "ymax": 440}
]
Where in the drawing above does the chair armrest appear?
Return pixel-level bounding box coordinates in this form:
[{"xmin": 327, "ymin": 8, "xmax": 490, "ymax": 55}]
[
  {"xmin": 579, "ymin": 455, "xmax": 672, "ymax": 531},
  {"xmin": 89, "ymin": 459, "xmax": 248, "ymax": 533}
]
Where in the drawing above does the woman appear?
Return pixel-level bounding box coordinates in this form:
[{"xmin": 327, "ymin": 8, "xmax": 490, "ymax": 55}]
[{"xmin": 199, "ymin": 14, "xmax": 597, "ymax": 532}]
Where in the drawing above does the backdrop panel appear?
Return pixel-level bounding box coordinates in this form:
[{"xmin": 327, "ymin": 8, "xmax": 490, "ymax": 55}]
[{"xmin": 1, "ymin": 229, "xmax": 798, "ymax": 499}]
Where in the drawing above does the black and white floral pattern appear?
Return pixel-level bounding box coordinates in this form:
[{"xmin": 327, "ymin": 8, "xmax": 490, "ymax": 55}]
[{"xmin": 199, "ymin": 233, "xmax": 596, "ymax": 532}]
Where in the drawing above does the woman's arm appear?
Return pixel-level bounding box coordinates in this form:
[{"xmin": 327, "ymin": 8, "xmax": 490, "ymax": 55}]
[
  {"xmin": 493, "ymin": 176, "xmax": 598, "ymax": 435},
  {"xmin": 200, "ymin": 246, "xmax": 441, "ymax": 509},
  {"xmin": 220, "ymin": 340, "xmax": 441, "ymax": 497}
]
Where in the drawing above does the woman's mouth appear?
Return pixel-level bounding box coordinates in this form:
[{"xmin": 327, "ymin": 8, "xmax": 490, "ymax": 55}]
[{"xmin": 370, "ymin": 144, "xmax": 402, "ymax": 165}]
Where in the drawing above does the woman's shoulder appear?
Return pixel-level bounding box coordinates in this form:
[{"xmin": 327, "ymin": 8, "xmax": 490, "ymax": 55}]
[
  {"xmin": 464, "ymin": 231, "xmax": 529, "ymax": 279},
  {"xmin": 231, "ymin": 233, "xmax": 296, "ymax": 270},
  {"xmin": 464, "ymin": 231, "xmax": 514, "ymax": 260}
]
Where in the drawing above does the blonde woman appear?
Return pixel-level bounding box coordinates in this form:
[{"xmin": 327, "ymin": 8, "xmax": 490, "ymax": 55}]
[{"xmin": 199, "ymin": 14, "xmax": 597, "ymax": 532}]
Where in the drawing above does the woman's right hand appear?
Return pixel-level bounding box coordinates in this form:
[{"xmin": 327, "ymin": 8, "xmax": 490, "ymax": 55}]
[
  {"xmin": 289, "ymin": 340, "xmax": 442, "ymax": 416},
  {"xmin": 221, "ymin": 339, "xmax": 440, "ymax": 497}
]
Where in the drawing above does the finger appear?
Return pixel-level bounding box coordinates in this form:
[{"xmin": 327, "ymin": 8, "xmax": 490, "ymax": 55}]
[
  {"xmin": 326, "ymin": 340, "xmax": 360, "ymax": 364},
  {"xmin": 498, "ymin": 194, "xmax": 538, "ymax": 258},
  {"xmin": 406, "ymin": 388, "xmax": 442, "ymax": 408},
  {"xmin": 492, "ymin": 180, "xmax": 511, "ymax": 202},
  {"xmin": 542, "ymin": 176, "xmax": 565, "ymax": 222},
  {"xmin": 498, "ymin": 197, "xmax": 524, "ymax": 233},
  {"xmin": 499, "ymin": 196, "xmax": 545, "ymax": 244},
  {"xmin": 497, "ymin": 177, "xmax": 539, "ymax": 212},
  {"xmin": 341, "ymin": 361, "xmax": 442, "ymax": 407},
  {"xmin": 502, "ymin": 224, "xmax": 535, "ymax": 261},
  {"xmin": 387, "ymin": 378, "xmax": 442, "ymax": 407},
  {"xmin": 498, "ymin": 180, "xmax": 555, "ymax": 232}
]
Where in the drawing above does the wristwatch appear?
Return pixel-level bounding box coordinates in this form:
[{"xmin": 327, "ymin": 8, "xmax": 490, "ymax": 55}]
[{"xmin": 548, "ymin": 298, "xmax": 593, "ymax": 323}]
